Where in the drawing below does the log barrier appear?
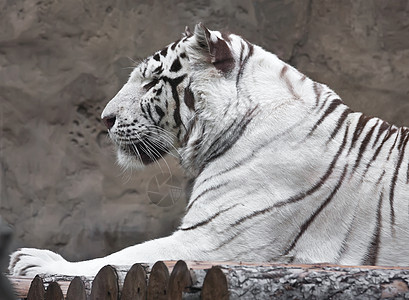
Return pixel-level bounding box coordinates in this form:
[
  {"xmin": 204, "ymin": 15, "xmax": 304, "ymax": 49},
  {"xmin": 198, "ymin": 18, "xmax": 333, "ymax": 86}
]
[{"xmin": 7, "ymin": 261, "xmax": 409, "ymax": 299}]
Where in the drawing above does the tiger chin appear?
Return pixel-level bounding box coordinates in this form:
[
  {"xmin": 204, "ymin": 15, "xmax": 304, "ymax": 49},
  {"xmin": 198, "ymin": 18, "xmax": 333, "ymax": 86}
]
[{"xmin": 9, "ymin": 23, "xmax": 409, "ymax": 277}]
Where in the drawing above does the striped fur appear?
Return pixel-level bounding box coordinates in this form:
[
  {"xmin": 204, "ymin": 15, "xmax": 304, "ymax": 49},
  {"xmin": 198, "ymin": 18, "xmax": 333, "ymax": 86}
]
[{"xmin": 9, "ymin": 24, "xmax": 409, "ymax": 276}]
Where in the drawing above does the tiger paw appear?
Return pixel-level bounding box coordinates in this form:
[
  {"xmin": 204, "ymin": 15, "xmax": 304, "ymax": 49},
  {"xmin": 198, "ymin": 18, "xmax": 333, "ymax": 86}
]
[{"xmin": 9, "ymin": 248, "xmax": 68, "ymax": 277}]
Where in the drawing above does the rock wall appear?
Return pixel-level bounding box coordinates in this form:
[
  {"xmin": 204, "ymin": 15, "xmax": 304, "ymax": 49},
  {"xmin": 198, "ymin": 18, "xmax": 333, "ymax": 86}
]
[{"xmin": 1, "ymin": 0, "xmax": 408, "ymax": 262}]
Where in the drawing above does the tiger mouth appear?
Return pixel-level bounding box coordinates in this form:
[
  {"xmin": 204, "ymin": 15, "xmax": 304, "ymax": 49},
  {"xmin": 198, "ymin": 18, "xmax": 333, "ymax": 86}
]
[{"xmin": 118, "ymin": 141, "xmax": 168, "ymax": 165}]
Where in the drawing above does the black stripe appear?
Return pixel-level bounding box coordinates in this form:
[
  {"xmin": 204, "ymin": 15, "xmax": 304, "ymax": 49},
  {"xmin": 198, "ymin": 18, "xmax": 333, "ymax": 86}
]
[
  {"xmin": 327, "ymin": 107, "xmax": 352, "ymax": 142},
  {"xmin": 140, "ymin": 102, "xmax": 148, "ymax": 118},
  {"xmin": 153, "ymin": 64, "xmax": 163, "ymax": 75},
  {"xmin": 181, "ymin": 116, "xmax": 197, "ymax": 146},
  {"xmin": 280, "ymin": 65, "xmax": 299, "ymax": 100},
  {"xmin": 239, "ymin": 42, "xmax": 244, "ymax": 60},
  {"xmin": 231, "ymin": 125, "xmax": 350, "ymax": 228},
  {"xmin": 190, "ymin": 127, "xmax": 207, "ymax": 173},
  {"xmin": 348, "ymin": 114, "xmax": 371, "ymax": 155},
  {"xmin": 338, "ymin": 171, "xmax": 385, "ymax": 261},
  {"xmin": 389, "ymin": 130, "xmax": 409, "ymax": 227},
  {"xmin": 382, "ymin": 126, "xmax": 398, "ymax": 147},
  {"xmin": 236, "ymin": 42, "xmax": 254, "ymax": 87},
  {"xmin": 398, "ymin": 128, "xmax": 409, "ymax": 150},
  {"xmin": 171, "ymin": 39, "xmax": 180, "ymax": 50},
  {"xmin": 143, "ymin": 79, "xmax": 159, "ymax": 91},
  {"xmin": 283, "ymin": 164, "xmax": 348, "ymax": 255},
  {"xmin": 170, "ymin": 58, "xmax": 182, "ymax": 72},
  {"xmin": 183, "ymin": 84, "xmax": 195, "ymax": 111},
  {"xmin": 153, "ymin": 53, "xmax": 160, "ymax": 61},
  {"xmin": 211, "ymin": 231, "xmax": 238, "ymax": 252},
  {"xmin": 313, "ymin": 82, "xmax": 322, "ymax": 106},
  {"xmin": 161, "ymin": 75, "xmax": 186, "ymax": 128},
  {"xmin": 201, "ymin": 155, "xmax": 248, "ymax": 186},
  {"xmin": 352, "ymin": 121, "xmax": 377, "ymax": 173},
  {"xmin": 180, "ymin": 204, "xmax": 239, "ymax": 231},
  {"xmin": 318, "ymin": 93, "xmax": 332, "ymax": 111},
  {"xmin": 206, "ymin": 120, "xmax": 237, "ymax": 151},
  {"xmin": 363, "ymin": 192, "xmax": 383, "ymax": 265},
  {"xmin": 146, "ymin": 103, "xmax": 155, "ymax": 124},
  {"xmin": 160, "ymin": 47, "xmax": 168, "ymax": 57},
  {"xmin": 203, "ymin": 118, "xmax": 241, "ymax": 159},
  {"xmin": 377, "ymin": 125, "xmax": 396, "ymax": 151},
  {"xmin": 362, "ymin": 123, "xmax": 395, "ymax": 177},
  {"xmin": 377, "ymin": 170, "xmax": 386, "ymax": 186},
  {"xmin": 204, "ymin": 106, "xmax": 258, "ymax": 166},
  {"xmin": 309, "ymin": 99, "xmax": 343, "ymax": 137},
  {"xmin": 206, "ymin": 187, "xmax": 261, "ymax": 252},
  {"xmin": 372, "ymin": 121, "xmax": 389, "ymax": 148},
  {"xmin": 387, "ymin": 129, "xmax": 400, "ymax": 161},
  {"xmin": 193, "ymin": 126, "xmax": 205, "ymax": 150},
  {"xmin": 237, "ymin": 42, "xmax": 245, "ymax": 80},
  {"xmin": 280, "ymin": 65, "xmax": 288, "ymax": 77},
  {"xmin": 154, "ymin": 105, "xmax": 164, "ymax": 121},
  {"xmin": 185, "ymin": 181, "xmax": 229, "ymax": 211}
]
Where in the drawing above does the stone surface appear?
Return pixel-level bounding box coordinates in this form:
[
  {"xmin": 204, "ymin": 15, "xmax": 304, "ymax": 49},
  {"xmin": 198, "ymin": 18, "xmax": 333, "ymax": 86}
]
[{"xmin": 0, "ymin": 0, "xmax": 408, "ymax": 264}]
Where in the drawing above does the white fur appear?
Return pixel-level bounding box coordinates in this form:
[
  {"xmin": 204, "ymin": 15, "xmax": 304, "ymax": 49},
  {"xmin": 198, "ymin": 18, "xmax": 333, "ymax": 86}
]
[{"xmin": 9, "ymin": 24, "xmax": 409, "ymax": 277}]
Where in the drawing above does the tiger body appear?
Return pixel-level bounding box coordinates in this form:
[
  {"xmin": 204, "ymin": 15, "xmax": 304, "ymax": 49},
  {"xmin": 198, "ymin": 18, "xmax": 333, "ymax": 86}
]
[{"xmin": 9, "ymin": 24, "xmax": 409, "ymax": 277}]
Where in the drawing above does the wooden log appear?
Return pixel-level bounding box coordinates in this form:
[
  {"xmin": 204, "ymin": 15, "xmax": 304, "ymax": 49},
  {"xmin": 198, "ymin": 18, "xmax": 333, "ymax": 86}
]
[
  {"xmin": 7, "ymin": 265, "xmax": 149, "ymax": 298},
  {"xmin": 213, "ymin": 264, "xmax": 409, "ymax": 299},
  {"xmin": 167, "ymin": 260, "xmax": 193, "ymax": 300},
  {"xmin": 8, "ymin": 261, "xmax": 409, "ymax": 299},
  {"xmin": 26, "ymin": 275, "xmax": 45, "ymax": 300},
  {"xmin": 201, "ymin": 266, "xmax": 229, "ymax": 300},
  {"xmin": 176, "ymin": 262, "xmax": 409, "ymax": 299},
  {"xmin": 121, "ymin": 263, "xmax": 147, "ymax": 300},
  {"xmin": 42, "ymin": 275, "xmax": 87, "ymax": 297},
  {"xmin": 66, "ymin": 276, "xmax": 87, "ymax": 300},
  {"xmin": 44, "ymin": 281, "xmax": 64, "ymax": 300},
  {"xmin": 147, "ymin": 261, "xmax": 169, "ymax": 300},
  {"xmin": 90, "ymin": 265, "xmax": 119, "ymax": 300}
]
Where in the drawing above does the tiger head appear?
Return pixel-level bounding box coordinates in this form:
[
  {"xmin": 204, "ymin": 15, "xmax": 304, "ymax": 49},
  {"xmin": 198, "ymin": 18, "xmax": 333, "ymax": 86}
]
[{"xmin": 101, "ymin": 24, "xmax": 257, "ymax": 171}]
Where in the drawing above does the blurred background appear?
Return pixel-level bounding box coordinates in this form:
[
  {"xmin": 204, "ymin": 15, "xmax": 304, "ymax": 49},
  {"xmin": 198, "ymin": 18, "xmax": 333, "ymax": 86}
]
[{"xmin": 1, "ymin": 1, "xmax": 409, "ymax": 265}]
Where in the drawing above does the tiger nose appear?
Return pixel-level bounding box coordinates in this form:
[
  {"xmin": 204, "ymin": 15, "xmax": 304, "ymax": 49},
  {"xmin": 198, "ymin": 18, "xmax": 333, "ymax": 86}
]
[{"xmin": 102, "ymin": 114, "xmax": 116, "ymax": 130}]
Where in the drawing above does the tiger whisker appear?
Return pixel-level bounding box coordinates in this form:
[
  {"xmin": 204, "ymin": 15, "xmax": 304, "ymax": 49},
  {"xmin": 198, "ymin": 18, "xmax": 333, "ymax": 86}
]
[
  {"xmin": 138, "ymin": 139, "xmax": 168, "ymax": 174},
  {"xmin": 117, "ymin": 138, "xmax": 134, "ymax": 183},
  {"xmin": 144, "ymin": 127, "xmax": 182, "ymax": 157},
  {"xmin": 129, "ymin": 136, "xmax": 164, "ymax": 173},
  {"xmin": 143, "ymin": 138, "xmax": 173, "ymax": 176},
  {"xmin": 139, "ymin": 133, "xmax": 180, "ymax": 159}
]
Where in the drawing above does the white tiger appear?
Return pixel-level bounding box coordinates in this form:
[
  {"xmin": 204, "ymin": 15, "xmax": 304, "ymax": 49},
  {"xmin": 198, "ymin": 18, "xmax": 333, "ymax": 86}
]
[{"xmin": 9, "ymin": 24, "xmax": 409, "ymax": 277}]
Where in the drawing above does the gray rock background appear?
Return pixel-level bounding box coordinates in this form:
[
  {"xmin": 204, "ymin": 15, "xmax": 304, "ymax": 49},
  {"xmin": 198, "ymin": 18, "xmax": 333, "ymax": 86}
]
[{"xmin": 0, "ymin": 0, "xmax": 408, "ymax": 264}]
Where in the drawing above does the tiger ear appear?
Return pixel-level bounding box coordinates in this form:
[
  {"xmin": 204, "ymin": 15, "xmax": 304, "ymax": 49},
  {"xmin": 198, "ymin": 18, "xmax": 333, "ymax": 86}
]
[
  {"xmin": 183, "ymin": 26, "xmax": 193, "ymax": 37},
  {"xmin": 193, "ymin": 23, "xmax": 235, "ymax": 73}
]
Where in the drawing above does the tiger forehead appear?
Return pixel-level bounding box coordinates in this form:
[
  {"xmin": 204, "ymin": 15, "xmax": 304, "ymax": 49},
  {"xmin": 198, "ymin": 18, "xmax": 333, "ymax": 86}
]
[
  {"xmin": 136, "ymin": 58, "xmax": 163, "ymax": 79},
  {"xmin": 137, "ymin": 38, "xmax": 191, "ymax": 80}
]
